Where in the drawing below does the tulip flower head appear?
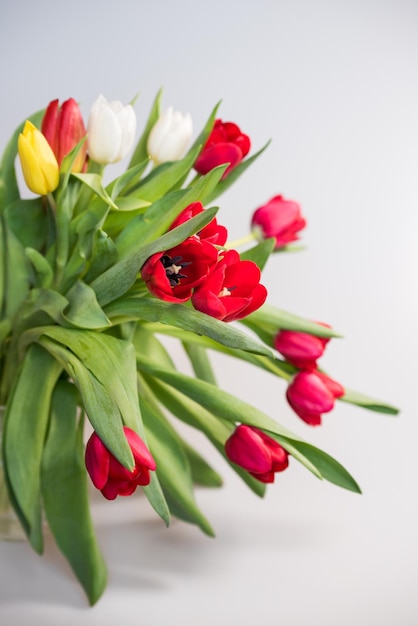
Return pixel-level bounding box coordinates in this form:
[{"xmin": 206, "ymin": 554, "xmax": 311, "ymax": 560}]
[
  {"xmin": 251, "ymin": 195, "xmax": 306, "ymax": 250},
  {"xmin": 286, "ymin": 370, "xmax": 344, "ymax": 426},
  {"xmin": 147, "ymin": 106, "xmax": 193, "ymax": 165},
  {"xmin": 170, "ymin": 202, "xmax": 228, "ymax": 246},
  {"xmin": 274, "ymin": 325, "xmax": 331, "ymax": 370},
  {"xmin": 225, "ymin": 424, "xmax": 289, "ymax": 483},
  {"xmin": 41, "ymin": 97, "xmax": 87, "ymax": 171},
  {"xmin": 87, "ymin": 94, "xmax": 136, "ymax": 164},
  {"xmin": 194, "ymin": 119, "xmax": 250, "ymax": 178},
  {"xmin": 18, "ymin": 120, "xmax": 59, "ymax": 195},
  {"xmin": 85, "ymin": 427, "xmax": 156, "ymax": 500},
  {"xmin": 141, "ymin": 237, "xmax": 219, "ymax": 303},
  {"xmin": 191, "ymin": 249, "xmax": 267, "ymax": 322}
]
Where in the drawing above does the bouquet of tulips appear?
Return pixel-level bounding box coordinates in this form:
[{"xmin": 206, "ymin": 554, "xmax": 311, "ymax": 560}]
[{"xmin": 0, "ymin": 90, "xmax": 397, "ymax": 604}]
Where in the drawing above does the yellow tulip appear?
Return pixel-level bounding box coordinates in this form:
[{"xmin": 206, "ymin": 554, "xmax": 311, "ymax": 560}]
[{"xmin": 18, "ymin": 120, "xmax": 59, "ymax": 195}]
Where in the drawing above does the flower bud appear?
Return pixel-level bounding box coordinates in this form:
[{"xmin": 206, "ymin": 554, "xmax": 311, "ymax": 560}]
[
  {"xmin": 87, "ymin": 94, "xmax": 136, "ymax": 164},
  {"xmin": 251, "ymin": 195, "xmax": 306, "ymax": 249},
  {"xmin": 18, "ymin": 120, "xmax": 59, "ymax": 195},
  {"xmin": 147, "ymin": 107, "xmax": 193, "ymax": 164},
  {"xmin": 225, "ymin": 424, "xmax": 289, "ymax": 483},
  {"xmin": 286, "ymin": 370, "xmax": 344, "ymax": 426},
  {"xmin": 274, "ymin": 325, "xmax": 330, "ymax": 370},
  {"xmin": 85, "ymin": 427, "xmax": 156, "ymax": 500},
  {"xmin": 41, "ymin": 97, "xmax": 87, "ymax": 171},
  {"xmin": 194, "ymin": 119, "xmax": 250, "ymax": 178}
]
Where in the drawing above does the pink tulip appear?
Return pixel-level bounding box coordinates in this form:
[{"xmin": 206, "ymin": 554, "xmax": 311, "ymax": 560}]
[
  {"xmin": 85, "ymin": 427, "xmax": 156, "ymax": 500},
  {"xmin": 251, "ymin": 195, "xmax": 306, "ymax": 249},
  {"xmin": 225, "ymin": 424, "xmax": 289, "ymax": 483},
  {"xmin": 286, "ymin": 370, "xmax": 344, "ymax": 426},
  {"xmin": 274, "ymin": 325, "xmax": 330, "ymax": 370}
]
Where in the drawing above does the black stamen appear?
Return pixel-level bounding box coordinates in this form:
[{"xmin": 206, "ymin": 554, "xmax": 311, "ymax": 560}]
[{"xmin": 161, "ymin": 254, "xmax": 191, "ymax": 288}]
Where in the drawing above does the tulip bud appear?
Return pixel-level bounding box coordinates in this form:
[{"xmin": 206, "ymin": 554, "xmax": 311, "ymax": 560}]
[
  {"xmin": 18, "ymin": 120, "xmax": 59, "ymax": 195},
  {"xmin": 85, "ymin": 426, "xmax": 156, "ymax": 500},
  {"xmin": 147, "ymin": 107, "xmax": 193, "ymax": 164},
  {"xmin": 225, "ymin": 424, "xmax": 289, "ymax": 483},
  {"xmin": 194, "ymin": 119, "xmax": 250, "ymax": 178},
  {"xmin": 251, "ymin": 195, "xmax": 306, "ymax": 249},
  {"xmin": 274, "ymin": 325, "xmax": 330, "ymax": 370},
  {"xmin": 286, "ymin": 370, "xmax": 344, "ymax": 426},
  {"xmin": 87, "ymin": 94, "xmax": 136, "ymax": 164},
  {"xmin": 41, "ymin": 98, "xmax": 87, "ymax": 171}
]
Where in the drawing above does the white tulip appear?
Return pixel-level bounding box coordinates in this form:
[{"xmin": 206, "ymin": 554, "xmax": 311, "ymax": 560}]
[
  {"xmin": 147, "ymin": 107, "xmax": 193, "ymax": 165},
  {"xmin": 87, "ymin": 94, "xmax": 137, "ymax": 164}
]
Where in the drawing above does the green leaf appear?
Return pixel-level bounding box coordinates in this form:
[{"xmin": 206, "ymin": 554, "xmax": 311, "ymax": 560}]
[
  {"xmin": 3, "ymin": 344, "xmax": 62, "ymax": 552},
  {"xmin": 1, "ymin": 218, "xmax": 33, "ymax": 318},
  {"xmin": 42, "ymin": 382, "xmax": 107, "ymax": 605},
  {"xmin": 203, "ymin": 140, "xmax": 271, "ymax": 204},
  {"xmin": 240, "ymin": 237, "xmax": 276, "ymax": 271},
  {"xmin": 29, "ymin": 328, "xmax": 142, "ymax": 469},
  {"xmin": 142, "ymin": 374, "xmax": 266, "ymax": 497},
  {"xmin": 71, "ymin": 173, "xmax": 118, "ymax": 210},
  {"xmin": 63, "ymin": 281, "xmax": 111, "ymax": 329},
  {"xmin": 128, "ymin": 89, "xmax": 162, "ymax": 169},
  {"xmin": 25, "ymin": 248, "xmax": 53, "ymax": 288},
  {"xmin": 129, "ymin": 145, "xmax": 201, "ymax": 202},
  {"xmin": 105, "ymin": 298, "xmax": 274, "ymax": 357},
  {"xmin": 91, "ymin": 206, "xmax": 218, "ymax": 305},
  {"xmin": 4, "ymin": 198, "xmax": 47, "ymax": 251},
  {"xmin": 181, "ymin": 439, "xmax": 223, "ymax": 488},
  {"xmin": 187, "ymin": 101, "xmax": 221, "ymax": 162},
  {"xmin": 137, "ymin": 355, "xmax": 361, "ymax": 492},
  {"xmin": 245, "ymin": 304, "xmax": 343, "ymax": 338},
  {"xmin": 272, "ymin": 438, "xmax": 361, "ymax": 493},
  {"xmin": 108, "ymin": 161, "xmax": 151, "ymax": 200},
  {"xmin": 114, "ymin": 166, "xmax": 226, "ymax": 259},
  {"xmin": 141, "ymin": 399, "xmax": 215, "ymax": 536},
  {"xmin": 340, "ymin": 388, "xmax": 399, "ymax": 415},
  {"xmin": 183, "ymin": 342, "xmax": 217, "ymax": 385},
  {"xmin": 137, "ymin": 320, "xmax": 293, "ymax": 380}
]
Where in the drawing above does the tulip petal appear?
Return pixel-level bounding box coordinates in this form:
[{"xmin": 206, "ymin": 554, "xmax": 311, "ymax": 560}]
[{"xmin": 85, "ymin": 433, "xmax": 110, "ymax": 490}]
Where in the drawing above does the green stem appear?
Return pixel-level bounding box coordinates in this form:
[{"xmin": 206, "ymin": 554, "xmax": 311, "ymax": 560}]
[
  {"xmin": 50, "ymin": 193, "xmax": 69, "ymax": 291},
  {"xmin": 225, "ymin": 231, "xmax": 257, "ymax": 250}
]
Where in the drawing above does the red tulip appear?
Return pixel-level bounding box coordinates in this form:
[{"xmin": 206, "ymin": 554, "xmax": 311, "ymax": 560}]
[
  {"xmin": 274, "ymin": 325, "xmax": 331, "ymax": 370},
  {"xmin": 191, "ymin": 249, "xmax": 267, "ymax": 322},
  {"xmin": 170, "ymin": 202, "xmax": 228, "ymax": 246},
  {"xmin": 85, "ymin": 427, "xmax": 156, "ymax": 500},
  {"xmin": 251, "ymin": 195, "xmax": 306, "ymax": 249},
  {"xmin": 194, "ymin": 119, "xmax": 250, "ymax": 178},
  {"xmin": 141, "ymin": 237, "xmax": 219, "ymax": 303},
  {"xmin": 225, "ymin": 424, "xmax": 289, "ymax": 483},
  {"xmin": 41, "ymin": 98, "xmax": 87, "ymax": 172},
  {"xmin": 286, "ymin": 370, "xmax": 344, "ymax": 426}
]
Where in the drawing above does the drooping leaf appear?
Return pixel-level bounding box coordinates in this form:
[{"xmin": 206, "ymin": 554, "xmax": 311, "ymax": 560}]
[
  {"xmin": 340, "ymin": 388, "xmax": 399, "ymax": 415},
  {"xmin": 142, "ymin": 374, "xmax": 266, "ymax": 497},
  {"xmin": 3, "ymin": 343, "xmax": 62, "ymax": 552},
  {"xmin": 141, "ymin": 399, "xmax": 214, "ymax": 536},
  {"xmin": 42, "ymin": 382, "xmax": 107, "ymax": 605},
  {"xmin": 105, "ymin": 298, "xmax": 273, "ymax": 358},
  {"xmin": 137, "ymin": 355, "xmax": 361, "ymax": 492},
  {"xmin": 63, "ymin": 280, "xmax": 111, "ymax": 329}
]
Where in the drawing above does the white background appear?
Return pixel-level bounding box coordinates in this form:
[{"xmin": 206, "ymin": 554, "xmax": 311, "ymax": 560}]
[{"xmin": 0, "ymin": 1, "xmax": 417, "ymax": 624}]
